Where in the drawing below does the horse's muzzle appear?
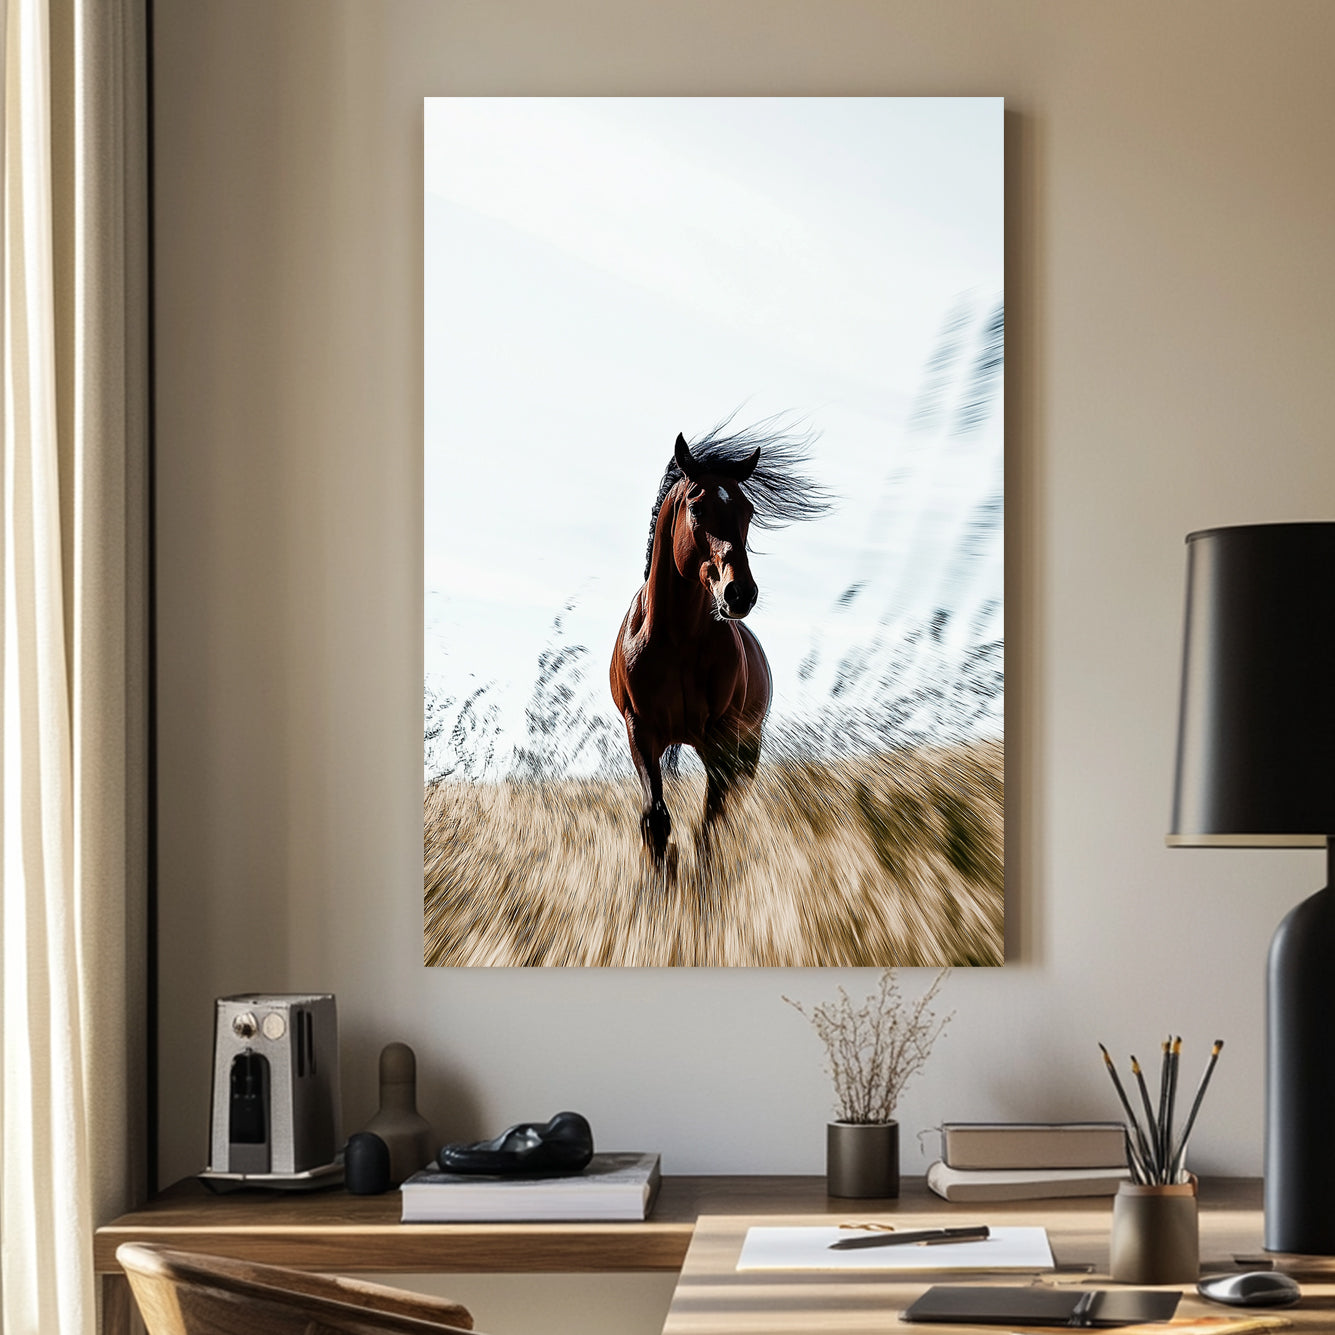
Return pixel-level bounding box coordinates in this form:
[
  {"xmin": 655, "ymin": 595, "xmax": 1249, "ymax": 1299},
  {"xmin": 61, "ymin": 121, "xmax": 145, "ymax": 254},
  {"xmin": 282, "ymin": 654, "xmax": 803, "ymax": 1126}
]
[{"xmin": 721, "ymin": 580, "xmax": 758, "ymax": 618}]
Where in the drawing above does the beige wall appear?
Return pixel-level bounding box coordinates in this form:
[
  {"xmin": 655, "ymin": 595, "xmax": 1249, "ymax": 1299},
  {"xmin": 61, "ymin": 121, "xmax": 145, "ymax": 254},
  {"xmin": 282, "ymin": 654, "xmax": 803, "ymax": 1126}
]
[{"xmin": 153, "ymin": 3, "xmax": 1335, "ymax": 1325}]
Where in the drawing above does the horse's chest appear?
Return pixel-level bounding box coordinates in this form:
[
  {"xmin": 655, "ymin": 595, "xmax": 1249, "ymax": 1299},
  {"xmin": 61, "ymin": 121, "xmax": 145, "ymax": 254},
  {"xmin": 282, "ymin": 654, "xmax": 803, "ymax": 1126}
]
[{"xmin": 626, "ymin": 631, "xmax": 742, "ymax": 736}]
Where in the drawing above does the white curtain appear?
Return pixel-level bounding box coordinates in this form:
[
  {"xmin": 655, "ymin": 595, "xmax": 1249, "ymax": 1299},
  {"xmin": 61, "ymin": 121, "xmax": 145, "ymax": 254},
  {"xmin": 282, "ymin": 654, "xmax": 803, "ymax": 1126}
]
[{"xmin": 1, "ymin": 0, "xmax": 148, "ymax": 1329}]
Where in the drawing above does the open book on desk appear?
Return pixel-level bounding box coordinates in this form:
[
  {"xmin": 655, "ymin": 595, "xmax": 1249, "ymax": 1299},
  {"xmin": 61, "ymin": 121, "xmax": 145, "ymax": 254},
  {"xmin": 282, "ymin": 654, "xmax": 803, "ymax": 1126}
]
[{"xmin": 736, "ymin": 1225, "xmax": 1054, "ymax": 1272}]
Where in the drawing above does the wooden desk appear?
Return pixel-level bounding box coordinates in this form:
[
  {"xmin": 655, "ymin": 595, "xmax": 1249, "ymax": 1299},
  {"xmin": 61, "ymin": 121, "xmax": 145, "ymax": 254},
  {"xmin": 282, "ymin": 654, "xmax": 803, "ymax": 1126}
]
[
  {"xmin": 662, "ymin": 1180, "xmax": 1335, "ymax": 1333},
  {"xmin": 95, "ymin": 1175, "xmax": 850, "ymax": 1334},
  {"xmin": 97, "ymin": 1177, "xmax": 1335, "ymax": 1335}
]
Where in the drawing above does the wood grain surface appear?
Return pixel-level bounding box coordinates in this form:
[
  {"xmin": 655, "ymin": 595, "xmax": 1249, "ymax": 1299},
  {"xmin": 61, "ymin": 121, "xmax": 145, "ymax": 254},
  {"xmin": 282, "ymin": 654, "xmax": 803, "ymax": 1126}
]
[
  {"xmin": 101, "ymin": 1178, "xmax": 1335, "ymax": 1335},
  {"xmin": 661, "ymin": 1179, "xmax": 1335, "ymax": 1334},
  {"xmin": 96, "ymin": 1174, "xmax": 866, "ymax": 1273}
]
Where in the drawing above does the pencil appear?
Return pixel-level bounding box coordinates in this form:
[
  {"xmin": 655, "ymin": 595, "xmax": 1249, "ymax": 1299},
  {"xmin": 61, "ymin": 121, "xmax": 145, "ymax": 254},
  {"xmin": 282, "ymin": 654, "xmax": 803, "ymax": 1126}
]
[
  {"xmin": 1130, "ymin": 1056, "xmax": 1160, "ymax": 1181},
  {"xmin": 1157, "ymin": 1037, "xmax": 1172, "ymax": 1182},
  {"xmin": 1122, "ymin": 1057, "xmax": 1156, "ymax": 1181},
  {"xmin": 1165, "ymin": 1037, "xmax": 1183, "ymax": 1182},
  {"xmin": 1172, "ymin": 1039, "xmax": 1225, "ymax": 1180},
  {"xmin": 1099, "ymin": 1043, "xmax": 1152, "ymax": 1179},
  {"xmin": 1123, "ymin": 1126, "xmax": 1151, "ymax": 1186}
]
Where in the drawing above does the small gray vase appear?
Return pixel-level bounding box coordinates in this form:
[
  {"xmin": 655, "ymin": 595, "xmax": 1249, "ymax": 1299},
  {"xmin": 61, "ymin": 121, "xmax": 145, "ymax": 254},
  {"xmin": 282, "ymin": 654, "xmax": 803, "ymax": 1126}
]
[{"xmin": 827, "ymin": 1120, "xmax": 900, "ymax": 1198}]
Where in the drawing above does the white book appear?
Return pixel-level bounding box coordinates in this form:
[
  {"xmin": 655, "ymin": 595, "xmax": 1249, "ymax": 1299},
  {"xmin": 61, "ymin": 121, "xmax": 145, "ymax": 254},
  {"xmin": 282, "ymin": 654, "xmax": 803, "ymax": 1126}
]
[
  {"xmin": 736, "ymin": 1225, "xmax": 1054, "ymax": 1272},
  {"xmin": 400, "ymin": 1152, "xmax": 661, "ymax": 1222},
  {"xmin": 927, "ymin": 1159, "xmax": 1129, "ymax": 1202}
]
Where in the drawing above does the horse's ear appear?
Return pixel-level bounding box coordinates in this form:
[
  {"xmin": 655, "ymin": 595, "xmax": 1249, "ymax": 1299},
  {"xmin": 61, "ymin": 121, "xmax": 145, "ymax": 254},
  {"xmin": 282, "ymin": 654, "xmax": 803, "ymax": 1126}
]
[
  {"xmin": 674, "ymin": 433, "xmax": 703, "ymax": 482},
  {"xmin": 729, "ymin": 447, "xmax": 761, "ymax": 482}
]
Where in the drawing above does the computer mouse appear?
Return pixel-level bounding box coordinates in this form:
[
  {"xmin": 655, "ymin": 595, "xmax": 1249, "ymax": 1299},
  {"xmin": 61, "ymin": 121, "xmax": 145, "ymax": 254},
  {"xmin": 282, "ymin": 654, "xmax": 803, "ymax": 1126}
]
[{"xmin": 1197, "ymin": 1271, "xmax": 1301, "ymax": 1308}]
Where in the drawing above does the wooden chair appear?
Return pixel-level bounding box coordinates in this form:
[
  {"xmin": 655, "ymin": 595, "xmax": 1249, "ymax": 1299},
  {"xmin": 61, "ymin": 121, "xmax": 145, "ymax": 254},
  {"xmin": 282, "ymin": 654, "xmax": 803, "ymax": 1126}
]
[{"xmin": 115, "ymin": 1242, "xmax": 479, "ymax": 1335}]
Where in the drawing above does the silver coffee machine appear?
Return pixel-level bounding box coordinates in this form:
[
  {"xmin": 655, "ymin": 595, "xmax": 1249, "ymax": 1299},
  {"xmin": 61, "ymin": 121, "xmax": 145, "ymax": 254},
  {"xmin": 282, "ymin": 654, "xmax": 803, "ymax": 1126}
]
[{"xmin": 201, "ymin": 993, "xmax": 343, "ymax": 1189}]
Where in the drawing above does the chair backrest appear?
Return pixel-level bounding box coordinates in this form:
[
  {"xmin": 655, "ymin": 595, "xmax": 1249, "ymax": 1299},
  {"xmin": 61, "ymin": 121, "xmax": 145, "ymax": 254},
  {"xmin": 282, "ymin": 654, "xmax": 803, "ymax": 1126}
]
[{"xmin": 116, "ymin": 1242, "xmax": 477, "ymax": 1335}]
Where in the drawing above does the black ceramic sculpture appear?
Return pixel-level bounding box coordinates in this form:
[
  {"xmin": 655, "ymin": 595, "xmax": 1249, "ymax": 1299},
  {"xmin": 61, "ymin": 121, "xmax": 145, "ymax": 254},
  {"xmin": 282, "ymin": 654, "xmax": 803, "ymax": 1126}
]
[{"xmin": 436, "ymin": 1110, "xmax": 594, "ymax": 1176}]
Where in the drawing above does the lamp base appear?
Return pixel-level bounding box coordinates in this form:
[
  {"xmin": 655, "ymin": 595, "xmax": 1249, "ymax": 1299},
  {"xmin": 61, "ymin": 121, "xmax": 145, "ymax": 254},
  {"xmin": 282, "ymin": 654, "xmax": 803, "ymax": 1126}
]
[{"xmin": 1266, "ymin": 860, "xmax": 1335, "ymax": 1253}]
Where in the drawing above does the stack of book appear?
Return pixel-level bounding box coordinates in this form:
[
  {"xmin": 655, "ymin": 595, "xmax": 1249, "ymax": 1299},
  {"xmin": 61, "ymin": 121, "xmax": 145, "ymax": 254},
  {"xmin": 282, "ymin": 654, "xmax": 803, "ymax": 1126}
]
[
  {"xmin": 400, "ymin": 1151, "xmax": 661, "ymax": 1222},
  {"xmin": 926, "ymin": 1123, "xmax": 1130, "ymax": 1202}
]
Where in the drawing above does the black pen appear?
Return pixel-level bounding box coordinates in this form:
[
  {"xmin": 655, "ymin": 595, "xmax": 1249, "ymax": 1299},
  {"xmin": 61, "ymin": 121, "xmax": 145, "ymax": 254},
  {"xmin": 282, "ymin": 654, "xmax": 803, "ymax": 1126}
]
[
  {"xmin": 829, "ymin": 1225, "xmax": 990, "ymax": 1251},
  {"xmin": 1067, "ymin": 1290, "xmax": 1097, "ymax": 1327}
]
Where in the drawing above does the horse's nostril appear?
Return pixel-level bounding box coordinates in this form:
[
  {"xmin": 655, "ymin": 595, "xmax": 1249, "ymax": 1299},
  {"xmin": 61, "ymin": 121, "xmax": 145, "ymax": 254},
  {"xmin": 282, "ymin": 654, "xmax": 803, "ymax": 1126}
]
[{"xmin": 721, "ymin": 581, "xmax": 758, "ymax": 617}]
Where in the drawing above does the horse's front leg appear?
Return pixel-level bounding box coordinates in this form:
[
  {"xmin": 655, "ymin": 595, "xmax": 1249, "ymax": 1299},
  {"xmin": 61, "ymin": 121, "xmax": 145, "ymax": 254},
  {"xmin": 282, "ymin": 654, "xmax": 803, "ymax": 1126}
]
[
  {"xmin": 624, "ymin": 714, "xmax": 671, "ymax": 867},
  {"xmin": 698, "ymin": 731, "xmax": 762, "ymax": 867}
]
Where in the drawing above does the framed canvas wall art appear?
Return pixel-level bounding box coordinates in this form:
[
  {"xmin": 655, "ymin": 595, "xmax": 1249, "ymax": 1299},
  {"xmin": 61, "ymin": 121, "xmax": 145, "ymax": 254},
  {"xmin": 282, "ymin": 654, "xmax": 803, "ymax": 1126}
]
[{"xmin": 424, "ymin": 97, "xmax": 1004, "ymax": 967}]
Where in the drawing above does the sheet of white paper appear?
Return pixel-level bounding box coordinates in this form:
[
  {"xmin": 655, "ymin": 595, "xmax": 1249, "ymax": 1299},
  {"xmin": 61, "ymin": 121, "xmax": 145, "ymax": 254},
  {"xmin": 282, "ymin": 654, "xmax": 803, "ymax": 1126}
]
[{"xmin": 735, "ymin": 1225, "xmax": 1054, "ymax": 1272}]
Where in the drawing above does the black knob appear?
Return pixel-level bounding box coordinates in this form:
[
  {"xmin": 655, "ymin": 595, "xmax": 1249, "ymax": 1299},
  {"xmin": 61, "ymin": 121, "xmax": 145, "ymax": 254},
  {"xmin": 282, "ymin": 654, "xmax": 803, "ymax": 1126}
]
[{"xmin": 344, "ymin": 1132, "xmax": 392, "ymax": 1195}]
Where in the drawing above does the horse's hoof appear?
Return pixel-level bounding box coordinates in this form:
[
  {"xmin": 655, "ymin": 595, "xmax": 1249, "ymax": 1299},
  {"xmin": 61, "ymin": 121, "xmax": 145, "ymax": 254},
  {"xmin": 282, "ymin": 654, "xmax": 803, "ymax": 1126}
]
[{"xmin": 640, "ymin": 799, "xmax": 672, "ymax": 869}]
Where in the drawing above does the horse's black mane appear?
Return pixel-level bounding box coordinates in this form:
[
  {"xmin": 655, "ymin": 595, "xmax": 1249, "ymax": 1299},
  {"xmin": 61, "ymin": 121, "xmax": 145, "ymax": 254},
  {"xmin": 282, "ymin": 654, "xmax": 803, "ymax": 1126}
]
[{"xmin": 643, "ymin": 413, "xmax": 834, "ymax": 579}]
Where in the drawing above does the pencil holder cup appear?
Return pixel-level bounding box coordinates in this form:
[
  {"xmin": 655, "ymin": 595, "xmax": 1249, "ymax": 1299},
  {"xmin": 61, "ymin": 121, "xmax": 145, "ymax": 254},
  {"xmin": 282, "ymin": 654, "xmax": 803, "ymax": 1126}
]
[{"xmin": 1109, "ymin": 1178, "xmax": 1198, "ymax": 1284}]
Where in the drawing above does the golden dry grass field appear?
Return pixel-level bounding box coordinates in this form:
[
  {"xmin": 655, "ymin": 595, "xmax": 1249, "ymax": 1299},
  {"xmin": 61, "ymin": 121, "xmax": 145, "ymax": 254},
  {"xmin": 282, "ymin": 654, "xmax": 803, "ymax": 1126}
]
[{"xmin": 424, "ymin": 738, "xmax": 1002, "ymax": 967}]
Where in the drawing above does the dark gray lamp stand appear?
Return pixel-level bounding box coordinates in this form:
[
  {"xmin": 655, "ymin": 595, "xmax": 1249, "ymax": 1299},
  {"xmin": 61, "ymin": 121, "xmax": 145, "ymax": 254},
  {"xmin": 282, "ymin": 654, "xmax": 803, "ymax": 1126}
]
[{"xmin": 1266, "ymin": 845, "xmax": 1335, "ymax": 1253}]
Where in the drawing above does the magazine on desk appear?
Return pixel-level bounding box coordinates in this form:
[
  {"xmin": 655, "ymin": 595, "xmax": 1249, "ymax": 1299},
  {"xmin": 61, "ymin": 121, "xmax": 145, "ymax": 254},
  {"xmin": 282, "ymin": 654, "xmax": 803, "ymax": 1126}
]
[{"xmin": 400, "ymin": 1152, "xmax": 661, "ymax": 1222}]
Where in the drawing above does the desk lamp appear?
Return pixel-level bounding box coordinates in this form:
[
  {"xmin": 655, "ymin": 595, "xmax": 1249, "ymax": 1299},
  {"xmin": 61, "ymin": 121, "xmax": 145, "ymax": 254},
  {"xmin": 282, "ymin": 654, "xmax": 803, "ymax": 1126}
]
[{"xmin": 1168, "ymin": 521, "xmax": 1335, "ymax": 1254}]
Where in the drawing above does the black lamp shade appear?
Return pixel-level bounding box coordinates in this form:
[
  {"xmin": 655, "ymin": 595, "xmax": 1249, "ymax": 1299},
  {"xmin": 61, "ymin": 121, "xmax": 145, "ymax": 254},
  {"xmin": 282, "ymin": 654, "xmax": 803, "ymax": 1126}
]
[{"xmin": 1170, "ymin": 522, "xmax": 1335, "ymax": 846}]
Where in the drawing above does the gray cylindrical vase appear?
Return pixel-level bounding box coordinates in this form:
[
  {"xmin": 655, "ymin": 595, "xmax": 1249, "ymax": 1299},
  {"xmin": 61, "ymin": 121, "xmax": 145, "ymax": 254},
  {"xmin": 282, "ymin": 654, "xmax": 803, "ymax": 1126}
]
[
  {"xmin": 827, "ymin": 1120, "xmax": 899, "ymax": 1198},
  {"xmin": 1109, "ymin": 1179, "xmax": 1198, "ymax": 1284}
]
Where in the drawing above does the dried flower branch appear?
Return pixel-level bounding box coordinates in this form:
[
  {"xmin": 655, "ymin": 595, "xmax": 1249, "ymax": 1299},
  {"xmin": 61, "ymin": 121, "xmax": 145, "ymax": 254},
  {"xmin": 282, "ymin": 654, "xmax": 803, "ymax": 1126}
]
[{"xmin": 784, "ymin": 969, "xmax": 952, "ymax": 1124}]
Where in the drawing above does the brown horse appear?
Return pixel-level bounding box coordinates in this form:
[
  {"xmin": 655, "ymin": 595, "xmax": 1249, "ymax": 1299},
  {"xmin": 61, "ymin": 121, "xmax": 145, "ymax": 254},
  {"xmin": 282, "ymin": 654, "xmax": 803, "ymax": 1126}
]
[{"xmin": 610, "ymin": 421, "xmax": 830, "ymax": 869}]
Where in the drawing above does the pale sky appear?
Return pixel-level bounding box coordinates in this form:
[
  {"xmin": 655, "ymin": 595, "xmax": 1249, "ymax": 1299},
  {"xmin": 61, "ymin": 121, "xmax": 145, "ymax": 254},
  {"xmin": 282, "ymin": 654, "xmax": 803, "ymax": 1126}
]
[{"xmin": 424, "ymin": 98, "xmax": 1003, "ymax": 778}]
